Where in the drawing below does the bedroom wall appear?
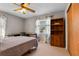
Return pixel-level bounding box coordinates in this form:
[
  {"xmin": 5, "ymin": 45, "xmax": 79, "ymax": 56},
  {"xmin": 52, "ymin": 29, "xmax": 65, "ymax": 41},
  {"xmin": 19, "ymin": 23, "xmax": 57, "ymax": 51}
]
[
  {"xmin": 24, "ymin": 18, "xmax": 36, "ymax": 34},
  {"xmin": 24, "ymin": 11, "xmax": 65, "ymax": 34},
  {"xmin": 0, "ymin": 11, "xmax": 25, "ymax": 35}
]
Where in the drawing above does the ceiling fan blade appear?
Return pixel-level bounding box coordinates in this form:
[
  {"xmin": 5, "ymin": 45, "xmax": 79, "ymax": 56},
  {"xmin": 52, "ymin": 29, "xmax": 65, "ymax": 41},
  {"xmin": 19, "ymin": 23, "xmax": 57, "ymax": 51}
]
[
  {"xmin": 22, "ymin": 3, "xmax": 30, "ymax": 7},
  {"xmin": 14, "ymin": 8, "xmax": 23, "ymax": 11},
  {"xmin": 24, "ymin": 7, "xmax": 35, "ymax": 13}
]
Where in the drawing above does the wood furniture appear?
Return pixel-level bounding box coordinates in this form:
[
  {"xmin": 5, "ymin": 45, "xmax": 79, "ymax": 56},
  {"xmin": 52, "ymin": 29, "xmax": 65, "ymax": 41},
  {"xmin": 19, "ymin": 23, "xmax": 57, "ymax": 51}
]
[
  {"xmin": 67, "ymin": 3, "xmax": 79, "ymax": 55},
  {"xmin": 51, "ymin": 18, "xmax": 65, "ymax": 48},
  {"xmin": 7, "ymin": 32, "xmax": 37, "ymax": 38}
]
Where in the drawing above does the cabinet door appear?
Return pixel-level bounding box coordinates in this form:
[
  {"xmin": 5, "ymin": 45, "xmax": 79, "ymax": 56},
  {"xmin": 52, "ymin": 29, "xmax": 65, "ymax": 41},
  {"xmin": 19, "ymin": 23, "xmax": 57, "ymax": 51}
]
[
  {"xmin": 59, "ymin": 33, "xmax": 65, "ymax": 47},
  {"xmin": 53, "ymin": 35, "xmax": 60, "ymax": 47},
  {"xmin": 67, "ymin": 3, "xmax": 79, "ymax": 55}
]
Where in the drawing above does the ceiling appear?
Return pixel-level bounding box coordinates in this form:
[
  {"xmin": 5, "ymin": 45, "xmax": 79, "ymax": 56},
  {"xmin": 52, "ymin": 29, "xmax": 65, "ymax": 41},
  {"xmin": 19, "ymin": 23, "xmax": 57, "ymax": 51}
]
[{"xmin": 0, "ymin": 3, "xmax": 68, "ymax": 19}]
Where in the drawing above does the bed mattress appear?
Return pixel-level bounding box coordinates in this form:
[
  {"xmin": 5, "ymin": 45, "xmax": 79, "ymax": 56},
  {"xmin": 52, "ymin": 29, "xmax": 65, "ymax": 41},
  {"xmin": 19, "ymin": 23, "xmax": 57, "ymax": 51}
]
[{"xmin": 0, "ymin": 36, "xmax": 37, "ymax": 56}]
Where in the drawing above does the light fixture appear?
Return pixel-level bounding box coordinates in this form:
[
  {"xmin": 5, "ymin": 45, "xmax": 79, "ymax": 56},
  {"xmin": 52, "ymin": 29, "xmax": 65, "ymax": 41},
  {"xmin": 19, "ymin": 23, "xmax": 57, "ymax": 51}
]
[{"xmin": 17, "ymin": 8, "xmax": 26, "ymax": 14}]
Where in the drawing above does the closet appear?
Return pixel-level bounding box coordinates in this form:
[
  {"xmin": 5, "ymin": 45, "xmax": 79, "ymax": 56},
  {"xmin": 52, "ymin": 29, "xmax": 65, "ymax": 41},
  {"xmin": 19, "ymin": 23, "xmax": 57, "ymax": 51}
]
[{"xmin": 67, "ymin": 3, "xmax": 79, "ymax": 55}]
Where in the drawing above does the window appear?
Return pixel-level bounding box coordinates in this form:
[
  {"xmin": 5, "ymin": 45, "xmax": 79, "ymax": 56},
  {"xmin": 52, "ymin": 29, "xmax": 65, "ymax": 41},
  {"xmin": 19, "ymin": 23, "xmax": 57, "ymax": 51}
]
[
  {"xmin": 35, "ymin": 17, "xmax": 50, "ymax": 43},
  {"xmin": 0, "ymin": 15, "xmax": 7, "ymax": 39}
]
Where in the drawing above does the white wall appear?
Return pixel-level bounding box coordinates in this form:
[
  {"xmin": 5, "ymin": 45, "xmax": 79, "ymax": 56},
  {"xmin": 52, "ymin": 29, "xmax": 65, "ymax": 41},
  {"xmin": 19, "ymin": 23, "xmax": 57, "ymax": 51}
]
[
  {"xmin": 6, "ymin": 15, "xmax": 24, "ymax": 35},
  {"xmin": 24, "ymin": 11, "xmax": 65, "ymax": 34},
  {"xmin": 65, "ymin": 3, "xmax": 70, "ymax": 50},
  {"xmin": 24, "ymin": 18, "xmax": 36, "ymax": 34},
  {"xmin": 51, "ymin": 11, "xmax": 65, "ymax": 19},
  {"xmin": 0, "ymin": 11, "xmax": 24, "ymax": 35}
]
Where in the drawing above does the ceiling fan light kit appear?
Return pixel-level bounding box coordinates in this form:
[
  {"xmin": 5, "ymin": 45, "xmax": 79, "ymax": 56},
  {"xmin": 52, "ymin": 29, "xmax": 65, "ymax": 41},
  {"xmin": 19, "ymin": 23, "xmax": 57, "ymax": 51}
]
[
  {"xmin": 14, "ymin": 3, "xmax": 35, "ymax": 14},
  {"xmin": 22, "ymin": 11, "xmax": 26, "ymax": 14}
]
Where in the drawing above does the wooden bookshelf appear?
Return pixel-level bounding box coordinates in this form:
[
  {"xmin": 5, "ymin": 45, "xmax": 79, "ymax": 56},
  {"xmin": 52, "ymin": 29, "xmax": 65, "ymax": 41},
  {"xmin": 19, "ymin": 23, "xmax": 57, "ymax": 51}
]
[{"xmin": 51, "ymin": 18, "xmax": 65, "ymax": 48}]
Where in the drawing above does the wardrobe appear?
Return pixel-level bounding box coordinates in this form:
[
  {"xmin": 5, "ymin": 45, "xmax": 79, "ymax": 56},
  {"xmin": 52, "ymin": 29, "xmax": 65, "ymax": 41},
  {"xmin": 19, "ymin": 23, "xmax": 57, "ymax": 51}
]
[{"xmin": 67, "ymin": 3, "xmax": 79, "ymax": 55}]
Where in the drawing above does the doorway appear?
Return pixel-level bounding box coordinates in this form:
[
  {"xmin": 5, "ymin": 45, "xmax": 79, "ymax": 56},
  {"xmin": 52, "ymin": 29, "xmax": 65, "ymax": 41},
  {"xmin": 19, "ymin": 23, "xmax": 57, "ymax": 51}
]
[{"xmin": 35, "ymin": 17, "xmax": 50, "ymax": 44}]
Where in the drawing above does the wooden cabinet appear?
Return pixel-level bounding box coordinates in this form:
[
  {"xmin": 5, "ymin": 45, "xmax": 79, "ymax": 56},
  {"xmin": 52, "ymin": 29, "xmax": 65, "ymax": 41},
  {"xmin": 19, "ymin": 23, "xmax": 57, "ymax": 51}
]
[
  {"xmin": 51, "ymin": 18, "xmax": 65, "ymax": 48},
  {"xmin": 67, "ymin": 3, "xmax": 79, "ymax": 55}
]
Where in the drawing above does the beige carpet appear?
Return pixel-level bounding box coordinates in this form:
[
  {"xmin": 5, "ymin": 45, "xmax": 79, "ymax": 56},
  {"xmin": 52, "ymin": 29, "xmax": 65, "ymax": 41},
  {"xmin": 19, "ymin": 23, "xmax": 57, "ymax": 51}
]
[{"xmin": 24, "ymin": 42, "xmax": 70, "ymax": 56}]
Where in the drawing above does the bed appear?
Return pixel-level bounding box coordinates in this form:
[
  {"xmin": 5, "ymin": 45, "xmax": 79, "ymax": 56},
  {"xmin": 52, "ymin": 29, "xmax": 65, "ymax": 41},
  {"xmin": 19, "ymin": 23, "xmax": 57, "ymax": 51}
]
[{"xmin": 0, "ymin": 36, "xmax": 38, "ymax": 56}]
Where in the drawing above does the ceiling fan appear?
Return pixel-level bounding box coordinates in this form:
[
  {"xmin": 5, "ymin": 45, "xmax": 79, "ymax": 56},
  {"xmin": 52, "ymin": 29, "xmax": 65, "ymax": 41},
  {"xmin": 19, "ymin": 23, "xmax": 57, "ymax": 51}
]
[{"xmin": 14, "ymin": 3, "xmax": 35, "ymax": 14}]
